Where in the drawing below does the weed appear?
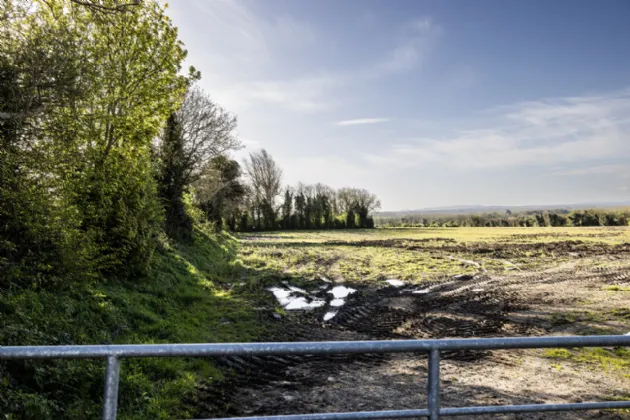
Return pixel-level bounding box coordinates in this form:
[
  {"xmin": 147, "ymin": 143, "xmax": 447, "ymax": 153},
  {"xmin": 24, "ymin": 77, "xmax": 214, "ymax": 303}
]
[
  {"xmin": 544, "ymin": 348, "xmax": 572, "ymax": 359},
  {"xmin": 605, "ymin": 285, "xmax": 630, "ymax": 292}
]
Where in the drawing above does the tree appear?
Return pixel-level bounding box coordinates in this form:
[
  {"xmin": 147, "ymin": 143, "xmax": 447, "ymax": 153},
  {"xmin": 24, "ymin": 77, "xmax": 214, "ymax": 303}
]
[
  {"xmin": 354, "ymin": 189, "xmax": 381, "ymax": 227},
  {"xmin": 281, "ymin": 188, "xmax": 293, "ymax": 229},
  {"xmin": 1, "ymin": 0, "xmax": 193, "ymax": 278},
  {"xmin": 194, "ymin": 156, "xmax": 246, "ymax": 229},
  {"xmin": 295, "ymin": 190, "xmax": 306, "ymax": 229},
  {"xmin": 175, "ymin": 85, "xmax": 240, "ymax": 185},
  {"xmin": 336, "ymin": 187, "xmax": 380, "ymax": 228},
  {"xmin": 154, "ymin": 84, "xmax": 240, "ymax": 237},
  {"xmin": 157, "ymin": 113, "xmax": 192, "ymax": 239},
  {"xmin": 243, "ymin": 149, "xmax": 282, "ymax": 227}
]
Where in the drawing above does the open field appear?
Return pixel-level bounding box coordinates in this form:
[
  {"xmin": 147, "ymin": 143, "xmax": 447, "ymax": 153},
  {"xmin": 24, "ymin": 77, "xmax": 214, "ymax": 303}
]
[{"xmin": 202, "ymin": 227, "xmax": 630, "ymax": 419}]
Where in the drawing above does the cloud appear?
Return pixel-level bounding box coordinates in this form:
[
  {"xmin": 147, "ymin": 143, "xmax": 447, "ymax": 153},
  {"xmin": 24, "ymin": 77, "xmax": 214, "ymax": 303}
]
[
  {"xmin": 364, "ymin": 87, "xmax": 630, "ymax": 170},
  {"xmin": 181, "ymin": 1, "xmax": 441, "ymax": 115},
  {"xmin": 183, "ymin": 0, "xmax": 337, "ymax": 114},
  {"xmin": 281, "ymin": 155, "xmax": 370, "ymax": 186},
  {"xmin": 551, "ymin": 164, "xmax": 630, "ymax": 177},
  {"xmin": 371, "ymin": 18, "xmax": 441, "ymax": 77},
  {"xmin": 337, "ymin": 118, "xmax": 390, "ymax": 126}
]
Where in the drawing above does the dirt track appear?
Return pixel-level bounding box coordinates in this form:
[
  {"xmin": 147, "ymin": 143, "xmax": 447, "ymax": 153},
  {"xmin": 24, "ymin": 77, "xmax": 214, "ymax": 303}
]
[{"xmin": 196, "ymin": 237, "xmax": 630, "ymax": 420}]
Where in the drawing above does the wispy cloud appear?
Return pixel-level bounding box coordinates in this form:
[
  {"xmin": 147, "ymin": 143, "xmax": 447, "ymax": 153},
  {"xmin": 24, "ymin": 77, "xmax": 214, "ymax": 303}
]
[
  {"xmin": 551, "ymin": 164, "xmax": 630, "ymax": 177},
  {"xmin": 185, "ymin": 0, "xmax": 337, "ymax": 114},
  {"xmin": 361, "ymin": 153, "xmax": 399, "ymax": 165},
  {"xmin": 184, "ymin": 1, "xmax": 440, "ymax": 115},
  {"xmin": 337, "ymin": 118, "xmax": 390, "ymax": 126},
  {"xmin": 365, "ymin": 87, "xmax": 630, "ymax": 170},
  {"xmin": 282, "ymin": 155, "xmax": 370, "ymax": 186},
  {"xmin": 241, "ymin": 77, "xmax": 340, "ymax": 112},
  {"xmin": 371, "ymin": 18, "xmax": 441, "ymax": 77}
]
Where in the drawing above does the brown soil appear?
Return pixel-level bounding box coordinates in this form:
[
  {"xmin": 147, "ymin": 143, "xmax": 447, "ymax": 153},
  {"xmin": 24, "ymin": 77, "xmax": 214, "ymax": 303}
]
[{"xmin": 195, "ymin": 250, "xmax": 630, "ymax": 419}]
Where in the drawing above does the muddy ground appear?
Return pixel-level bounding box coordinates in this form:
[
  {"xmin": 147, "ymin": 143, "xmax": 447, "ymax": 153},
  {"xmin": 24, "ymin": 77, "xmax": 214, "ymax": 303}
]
[{"xmin": 196, "ymin": 236, "xmax": 630, "ymax": 420}]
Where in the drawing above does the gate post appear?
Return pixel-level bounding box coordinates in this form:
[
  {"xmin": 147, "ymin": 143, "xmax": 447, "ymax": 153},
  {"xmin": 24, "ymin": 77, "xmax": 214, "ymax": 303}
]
[
  {"xmin": 102, "ymin": 356, "xmax": 121, "ymax": 420},
  {"xmin": 427, "ymin": 349, "xmax": 441, "ymax": 420}
]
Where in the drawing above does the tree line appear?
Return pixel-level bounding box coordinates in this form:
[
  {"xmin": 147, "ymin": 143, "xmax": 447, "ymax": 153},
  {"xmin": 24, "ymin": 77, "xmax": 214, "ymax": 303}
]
[
  {"xmin": 0, "ymin": 0, "xmax": 380, "ymax": 290},
  {"xmin": 182, "ymin": 147, "xmax": 381, "ymax": 232},
  {"xmin": 376, "ymin": 209, "xmax": 630, "ymax": 228}
]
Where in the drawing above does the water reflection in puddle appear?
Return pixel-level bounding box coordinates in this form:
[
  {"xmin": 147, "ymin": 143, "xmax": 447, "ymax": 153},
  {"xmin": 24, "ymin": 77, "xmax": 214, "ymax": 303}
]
[
  {"xmin": 323, "ymin": 311, "xmax": 338, "ymax": 321},
  {"xmin": 267, "ymin": 284, "xmax": 356, "ymax": 322},
  {"xmin": 385, "ymin": 279, "xmax": 406, "ymax": 287},
  {"xmin": 267, "ymin": 287, "xmax": 326, "ymax": 310},
  {"xmin": 328, "ymin": 285, "xmax": 356, "ymax": 299},
  {"xmin": 330, "ymin": 299, "xmax": 345, "ymax": 307}
]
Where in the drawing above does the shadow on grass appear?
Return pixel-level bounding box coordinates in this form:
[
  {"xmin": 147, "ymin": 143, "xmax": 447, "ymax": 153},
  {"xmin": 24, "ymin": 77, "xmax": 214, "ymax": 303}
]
[{"xmin": 0, "ymin": 227, "xmax": 293, "ymax": 420}]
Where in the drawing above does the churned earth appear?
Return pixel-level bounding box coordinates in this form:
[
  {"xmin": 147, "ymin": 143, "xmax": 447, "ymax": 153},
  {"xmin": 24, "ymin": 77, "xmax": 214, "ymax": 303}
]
[{"xmin": 195, "ymin": 228, "xmax": 630, "ymax": 420}]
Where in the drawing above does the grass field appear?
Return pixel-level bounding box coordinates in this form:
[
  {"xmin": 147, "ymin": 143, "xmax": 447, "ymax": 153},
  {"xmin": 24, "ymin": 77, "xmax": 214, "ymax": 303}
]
[
  {"xmin": 238, "ymin": 226, "xmax": 630, "ymax": 283},
  {"xmin": 5, "ymin": 227, "xmax": 630, "ymax": 419},
  {"xmin": 226, "ymin": 226, "xmax": 630, "ymax": 419}
]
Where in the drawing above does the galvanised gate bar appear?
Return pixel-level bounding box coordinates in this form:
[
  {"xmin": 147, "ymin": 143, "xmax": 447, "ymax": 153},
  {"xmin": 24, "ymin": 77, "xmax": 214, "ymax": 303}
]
[{"xmin": 2, "ymin": 335, "xmax": 630, "ymax": 420}]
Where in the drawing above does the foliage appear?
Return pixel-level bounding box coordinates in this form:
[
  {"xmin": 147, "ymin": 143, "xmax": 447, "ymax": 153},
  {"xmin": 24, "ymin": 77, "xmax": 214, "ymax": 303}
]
[
  {"xmin": 0, "ymin": 229, "xmax": 262, "ymax": 419},
  {"xmin": 0, "ymin": 0, "xmax": 193, "ymax": 283},
  {"xmin": 157, "ymin": 113, "xmax": 193, "ymax": 240},
  {"xmin": 195, "ymin": 156, "xmax": 246, "ymax": 230},
  {"xmin": 376, "ymin": 208, "xmax": 630, "ymax": 228}
]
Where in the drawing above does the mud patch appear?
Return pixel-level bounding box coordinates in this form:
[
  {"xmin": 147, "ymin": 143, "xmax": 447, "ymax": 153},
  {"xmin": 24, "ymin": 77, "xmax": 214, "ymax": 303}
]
[{"xmin": 196, "ymin": 265, "xmax": 630, "ymax": 419}]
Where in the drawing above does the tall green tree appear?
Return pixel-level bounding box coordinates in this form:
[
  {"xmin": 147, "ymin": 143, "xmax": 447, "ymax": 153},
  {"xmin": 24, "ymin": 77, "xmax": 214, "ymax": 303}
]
[
  {"xmin": 157, "ymin": 113, "xmax": 192, "ymax": 239},
  {"xmin": 0, "ymin": 0, "xmax": 192, "ymax": 280},
  {"xmin": 281, "ymin": 188, "xmax": 293, "ymax": 229}
]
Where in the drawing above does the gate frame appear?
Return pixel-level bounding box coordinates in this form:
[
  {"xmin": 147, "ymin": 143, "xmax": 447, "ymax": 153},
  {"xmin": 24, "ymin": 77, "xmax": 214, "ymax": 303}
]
[{"xmin": 2, "ymin": 335, "xmax": 630, "ymax": 419}]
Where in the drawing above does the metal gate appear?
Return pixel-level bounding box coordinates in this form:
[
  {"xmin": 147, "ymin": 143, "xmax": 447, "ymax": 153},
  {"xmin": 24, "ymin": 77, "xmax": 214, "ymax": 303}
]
[{"xmin": 2, "ymin": 335, "xmax": 630, "ymax": 419}]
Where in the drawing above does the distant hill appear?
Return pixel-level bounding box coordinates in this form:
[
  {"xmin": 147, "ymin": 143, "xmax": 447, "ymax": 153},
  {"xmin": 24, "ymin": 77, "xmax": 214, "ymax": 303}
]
[{"xmin": 378, "ymin": 202, "xmax": 630, "ymax": 216}]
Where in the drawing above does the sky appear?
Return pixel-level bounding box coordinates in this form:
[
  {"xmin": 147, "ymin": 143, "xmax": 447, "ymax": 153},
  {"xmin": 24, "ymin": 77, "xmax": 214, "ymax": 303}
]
[{"xmin": 168, "ymin": 0, "xmax": 630, "ymax": 211}]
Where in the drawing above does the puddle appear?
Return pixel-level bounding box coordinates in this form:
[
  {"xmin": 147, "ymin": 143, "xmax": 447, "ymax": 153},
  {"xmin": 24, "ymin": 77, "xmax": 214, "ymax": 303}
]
[
  {"xmin": 324, "ymin": 286, "xmax": 357, "ymax": 319},
  {"xmin": 330, "ymin": 299, "xmax": 346, "ymax": 307},
  {"xmin": 268, "ymin": 284, "xmax": 356, "ymax": 321},
  {"xmin": 323, "ymin": 311, "xmax": 338, "ymax": 321},
  {"xmin": 472, "ymin": 288, "xmax": 484, "ymax": 292},
  {"xmin": 386, "ymin": 279, "xmax": 406, "ymax": 287},
  {"xmin": 328, "ymin": 285, "xmax": 356, "ymax": 299},
  {"xmin": 412, "ymin": 288, "xmax": 431, "ymax": 294},
  {"xmin": 288, "ymin": 285, "xmax": 308, "ymax": 294},
  {"xmin": 267, "ymin": 287, "xmax": 326, "ymax": 310}
]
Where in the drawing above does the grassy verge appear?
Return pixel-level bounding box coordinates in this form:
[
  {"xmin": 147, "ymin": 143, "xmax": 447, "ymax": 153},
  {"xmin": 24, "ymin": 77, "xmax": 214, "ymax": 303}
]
[
  {"xmin": 0, "ymin": 228, "xmax": 265, "ymax": 419},
  {"xmin": 543, "ymin": 347, "xmax": 630, "ymax": 379}
]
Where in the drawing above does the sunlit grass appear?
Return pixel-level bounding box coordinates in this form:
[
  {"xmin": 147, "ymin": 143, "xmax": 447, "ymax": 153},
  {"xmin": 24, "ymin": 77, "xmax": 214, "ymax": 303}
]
[
  {"xmin": 237, "ymin": 227, "xmax": 630, "ymax": 283},
  {"xmin": 544, "ymin": 347, "xmax": 630, "ymax": 378}
]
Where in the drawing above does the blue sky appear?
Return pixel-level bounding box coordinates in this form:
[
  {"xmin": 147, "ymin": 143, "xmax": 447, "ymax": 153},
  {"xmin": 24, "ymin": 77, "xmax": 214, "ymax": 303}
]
[{"xmin": 168, "ymin": 0, "xmax": 630, "ymax": 211}]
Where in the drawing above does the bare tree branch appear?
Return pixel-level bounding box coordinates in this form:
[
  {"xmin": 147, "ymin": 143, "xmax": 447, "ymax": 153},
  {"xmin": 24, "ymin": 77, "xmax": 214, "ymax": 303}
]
[
  {"xmin": 174, "ymin": 85, "xmax": 241, "ymax": 184},
  {"xmin": 243, "ymin": 149, "xmax": 283, "ymax": 207}
]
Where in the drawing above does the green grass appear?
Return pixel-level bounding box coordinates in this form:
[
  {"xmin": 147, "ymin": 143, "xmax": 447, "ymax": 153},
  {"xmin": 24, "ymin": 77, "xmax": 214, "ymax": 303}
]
[
  {"xmin": 543, "ymin": 347, "xmax": 630, "ymax": 378},
  {"xmin": 4, "ymin": 226, "xmax": 630, "ymax": 418},
  {"xmin": 0, "ymin": 228, "xmax": 265, "ymax": 419},
  {"xmin": 237, "ymin": 226, "xmax": 630, "ymax": 283},
  {"xmin": 605, "ymin": 285, "xmax": 630, "ymax": 292}
]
